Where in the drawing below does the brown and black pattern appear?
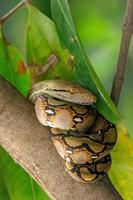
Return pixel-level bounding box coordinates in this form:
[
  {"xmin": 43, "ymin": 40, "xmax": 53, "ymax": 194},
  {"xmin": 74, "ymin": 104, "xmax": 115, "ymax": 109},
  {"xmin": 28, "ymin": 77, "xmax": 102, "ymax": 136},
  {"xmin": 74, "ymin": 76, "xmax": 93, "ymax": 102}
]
[
  {"xmin": 29, "ymin": 80, "xmax": 117, "ymax": 183},
  {"xmin": 65, "ymin": 154, "xmax": 111, "ymax": 183},
  {"xmin": 34, "ymin": 95, "xmax": 96, "ymax": 131},
  {"xmin": 29, "ymin": 79, "xmax": 97, "ymax": 105},
  {"xmin": 51, "ymin": 115, "xmax": 117, "ymax": 165}
]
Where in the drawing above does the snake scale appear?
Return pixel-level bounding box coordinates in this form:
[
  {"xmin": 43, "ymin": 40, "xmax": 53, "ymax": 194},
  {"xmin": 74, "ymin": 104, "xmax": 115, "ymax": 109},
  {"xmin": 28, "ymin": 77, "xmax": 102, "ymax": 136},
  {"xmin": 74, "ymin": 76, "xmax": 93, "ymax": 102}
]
[{"xmin": 29, "ymin": 80, "xmax": 117, "ymax": 183}]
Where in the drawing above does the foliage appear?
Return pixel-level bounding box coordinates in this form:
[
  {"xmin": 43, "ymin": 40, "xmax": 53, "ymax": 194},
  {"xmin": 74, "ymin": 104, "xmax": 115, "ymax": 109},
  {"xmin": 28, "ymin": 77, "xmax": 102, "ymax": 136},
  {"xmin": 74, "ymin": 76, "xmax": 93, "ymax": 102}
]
[
  {"xmin": 0, "ymin": 148, "xmax": 50, "ymax": 200},
  {"xmin": 26, "ymin": 5, "xmax": 74, "ymax": 82},
  {"xmin": 109, "ymin": 124, "xmax": 133, "ymax": 200},
  {"xmin": 0, "ymin": 174, "xmax": 10, "ymax": 200},
  {"xmin": 0, "ymin": 0, "xmax": 132, "ymax": 200},
  {"xmin": 51, "ymin": 0, "xmax": 121, "ymax": 124},
  {"xmin": 0, "ymin": 25, "xmax": 30, "ymax": 96}
]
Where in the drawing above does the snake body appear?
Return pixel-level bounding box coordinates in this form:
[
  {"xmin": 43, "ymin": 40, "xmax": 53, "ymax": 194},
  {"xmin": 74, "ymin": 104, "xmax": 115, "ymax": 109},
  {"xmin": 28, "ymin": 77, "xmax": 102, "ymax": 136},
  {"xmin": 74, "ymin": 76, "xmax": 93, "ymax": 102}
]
[
  {"xmin": 34, "ymin": 95, "xmax": 96, "ymax": 132},
  {"xmin": 29, "ymin": 80, "xmax": 117, "ymax": 183},
  {"xmin": 65, "ymin": 154, "xmax": 111, "ymax": 182}
]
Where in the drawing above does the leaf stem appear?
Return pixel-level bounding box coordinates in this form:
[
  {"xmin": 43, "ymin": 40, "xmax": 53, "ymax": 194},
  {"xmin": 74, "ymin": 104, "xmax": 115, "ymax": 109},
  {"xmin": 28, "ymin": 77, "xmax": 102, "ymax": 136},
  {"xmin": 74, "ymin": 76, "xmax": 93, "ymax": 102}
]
[
  {"xmin": 0, "ymin": 0, "xmax": 30, "ymax": 24},
  {"xmin": 111, "ymin": 0, "xmax": 133, "ymax": 105}
]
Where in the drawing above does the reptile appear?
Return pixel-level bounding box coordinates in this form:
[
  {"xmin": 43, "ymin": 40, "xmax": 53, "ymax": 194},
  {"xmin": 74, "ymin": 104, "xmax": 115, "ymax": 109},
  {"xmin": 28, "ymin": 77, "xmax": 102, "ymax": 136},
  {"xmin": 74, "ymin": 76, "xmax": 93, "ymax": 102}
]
[{"xmin": 29, "ymin": 79, "xmax": 117, "ymax": 183}]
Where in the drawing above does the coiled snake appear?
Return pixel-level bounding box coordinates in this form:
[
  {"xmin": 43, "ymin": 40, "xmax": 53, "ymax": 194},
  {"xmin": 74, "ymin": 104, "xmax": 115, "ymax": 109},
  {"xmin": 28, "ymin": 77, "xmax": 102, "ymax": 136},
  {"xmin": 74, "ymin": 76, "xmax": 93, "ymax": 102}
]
[{"xmin": 29, "ymin": 80, "xmax": 117, "ymax": 183}]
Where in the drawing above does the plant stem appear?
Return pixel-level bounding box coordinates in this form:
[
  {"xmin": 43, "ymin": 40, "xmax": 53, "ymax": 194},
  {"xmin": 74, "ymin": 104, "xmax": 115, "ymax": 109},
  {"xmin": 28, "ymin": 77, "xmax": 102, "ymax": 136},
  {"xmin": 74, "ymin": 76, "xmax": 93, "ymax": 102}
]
[
  {"xmin": 0, "ymin": 0, "xmax": 30, "ymax": 24},
  {"xmin": 111, "ymin": 0, "xmax": 133, "ymax": 105}
]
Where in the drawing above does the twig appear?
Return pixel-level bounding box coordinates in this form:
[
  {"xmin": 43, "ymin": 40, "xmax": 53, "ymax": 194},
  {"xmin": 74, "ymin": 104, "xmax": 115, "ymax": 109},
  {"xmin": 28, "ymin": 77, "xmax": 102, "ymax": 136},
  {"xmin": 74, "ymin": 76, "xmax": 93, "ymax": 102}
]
[
  {"xmin": 0, "ymin": 0, "xmax": 30, "ymax": 24},
  {"xmin": 36, "ymin": 54, "xmax": 58, "ymax": 76},
  {"xmin": 111, "ymin": 0, "xmax": 133, "ymax": 105}
]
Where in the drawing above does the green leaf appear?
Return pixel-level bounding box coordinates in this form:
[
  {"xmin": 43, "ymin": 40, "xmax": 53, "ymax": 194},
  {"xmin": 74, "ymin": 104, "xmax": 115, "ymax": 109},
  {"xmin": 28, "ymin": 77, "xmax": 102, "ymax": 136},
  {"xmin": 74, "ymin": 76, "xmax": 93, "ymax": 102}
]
[
  {"xmin": 0, "ymin": 25, "xmax": 11, "ymax": 82},
  {"xmin": 0, "ymin": 25, "xmax": 31, "ymax": 96},
  {"xmin": 0, "ymin": 175, "xmax": 10, "ymax": 200},
  {"xmin": 6, "ymin": 44, "xmax": 31, "ymax": 96},
  {"xmin": 109, "ymin": 124, "xmax": 133, "ymax": 200},
  {"xmin": 0, "ymin": 147, "xmax": 50, "ymax": 200},
  {"xmin": 26, "ymin": 5, "xmax": 74, "ymax": 81},
  {"xmin": 51, "ymin": 0, "xmax": 121, "ymax": 124}
]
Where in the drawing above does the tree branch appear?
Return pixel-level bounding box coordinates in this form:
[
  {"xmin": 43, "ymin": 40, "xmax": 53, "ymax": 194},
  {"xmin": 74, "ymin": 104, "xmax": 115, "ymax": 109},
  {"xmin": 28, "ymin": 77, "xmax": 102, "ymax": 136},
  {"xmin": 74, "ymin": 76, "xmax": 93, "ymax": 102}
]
[
  {"xmin": 0, "ymin": 0, "xmax": 30, "ymax": 24},
  {"xmin": 0, "ymin": 76, "xmax": 123, "ymax": 200},
  {"xmin": 111, "ymin": 0, "xmax": 133, "ymax": 105}
]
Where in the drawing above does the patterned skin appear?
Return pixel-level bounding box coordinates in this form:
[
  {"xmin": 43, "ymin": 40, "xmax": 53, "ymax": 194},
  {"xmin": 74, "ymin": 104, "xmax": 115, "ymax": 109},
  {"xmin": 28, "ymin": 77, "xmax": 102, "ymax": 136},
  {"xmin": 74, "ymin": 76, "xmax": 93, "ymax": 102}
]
[
  {"xmin": 51, "ymin": 116, "xmax": 117, "ymax": 164},
  {"xmin": 29, "ymin": 80, "xmax": 117, "ymax": 183},
  {"xmin": 29, "ymin": 79, "xmax": 97, "ymax": 105},
  {"xmin": 34, "ymin": 95, "xmax": 96, "ymax": 131}
]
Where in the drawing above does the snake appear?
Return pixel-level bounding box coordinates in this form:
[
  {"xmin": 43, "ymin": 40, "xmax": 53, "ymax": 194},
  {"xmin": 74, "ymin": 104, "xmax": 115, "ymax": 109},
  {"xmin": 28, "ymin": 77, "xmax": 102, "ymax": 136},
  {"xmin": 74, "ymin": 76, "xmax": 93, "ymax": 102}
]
[{"xmin": 29, "ymin": 79, "xmax": 117, "ymax": 183}]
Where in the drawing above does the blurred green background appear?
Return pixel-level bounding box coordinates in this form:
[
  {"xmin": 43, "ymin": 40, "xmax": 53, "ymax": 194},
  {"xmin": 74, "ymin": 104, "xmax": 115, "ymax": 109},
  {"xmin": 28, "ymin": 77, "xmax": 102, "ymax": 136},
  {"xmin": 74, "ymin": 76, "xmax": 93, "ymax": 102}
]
[{"xmin": 0, "ymin": 0, "xmax": 133, "ymax": 199}]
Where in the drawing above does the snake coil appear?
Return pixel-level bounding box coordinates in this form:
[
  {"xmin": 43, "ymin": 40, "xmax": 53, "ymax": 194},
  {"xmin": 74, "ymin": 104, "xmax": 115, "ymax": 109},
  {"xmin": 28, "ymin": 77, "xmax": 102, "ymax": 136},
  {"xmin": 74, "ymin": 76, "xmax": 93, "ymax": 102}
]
[{"xmin": 29, "ymin": 80, "xmax": 117, "ymax": 183}]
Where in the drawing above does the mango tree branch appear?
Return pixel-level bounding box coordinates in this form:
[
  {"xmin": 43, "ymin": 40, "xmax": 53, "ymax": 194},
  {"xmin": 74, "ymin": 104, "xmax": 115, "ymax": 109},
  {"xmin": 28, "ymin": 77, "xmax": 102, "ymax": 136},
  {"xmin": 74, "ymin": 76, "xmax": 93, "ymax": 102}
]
[
  {"xmin": 111, "ymin": 0, "xmax": 133, "ymax": 105},
  {"xmin": 0, "ymin": 76, "xmax": 123, "ymax": 200},
  {"xmin": 0, "ymin": 0, "xmax": 30, "ymax": 24}
]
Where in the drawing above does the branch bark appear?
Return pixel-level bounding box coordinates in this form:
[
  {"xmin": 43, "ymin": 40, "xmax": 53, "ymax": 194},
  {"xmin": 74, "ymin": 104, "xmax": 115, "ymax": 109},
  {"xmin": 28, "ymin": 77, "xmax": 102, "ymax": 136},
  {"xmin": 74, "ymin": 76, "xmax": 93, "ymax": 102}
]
[
  {"xmin": 0, "ymin": 76, "xmax": 123, "ymax": 200},
  {"xmin": 111, "ymin": 0, "xmax": 133, "ymax": 105}
]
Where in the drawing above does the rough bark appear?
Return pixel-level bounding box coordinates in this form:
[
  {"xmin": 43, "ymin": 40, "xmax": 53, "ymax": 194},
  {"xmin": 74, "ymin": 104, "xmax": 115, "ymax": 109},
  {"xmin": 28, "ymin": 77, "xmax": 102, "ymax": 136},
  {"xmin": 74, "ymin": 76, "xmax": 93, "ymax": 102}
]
[{"xmin": 0, "ymin": 77, "xmax": 123, "ymax": 200}]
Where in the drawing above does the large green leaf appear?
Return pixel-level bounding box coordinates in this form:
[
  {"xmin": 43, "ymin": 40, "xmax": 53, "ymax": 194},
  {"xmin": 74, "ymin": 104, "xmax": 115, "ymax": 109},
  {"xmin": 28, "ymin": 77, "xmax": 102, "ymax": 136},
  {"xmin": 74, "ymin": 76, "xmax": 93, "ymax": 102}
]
[
  {"xmin": 0, "ymin": 147, "xmax": 50, "ymax": 200},
  {"xmin": 0, "ymin": 25, "xmax": 11, "ymax": 82},
  {"xmin": 26, "ymin": 5, "xmax": 74, "ymax": 82},
  {"xmin": 0, "ymin": 25, "xmax": 31, "ymax": 96},
  {"xmin": 6, "ymin": 44, "xmax": 31, "ymax": 96},
  {"xmin": 0, "ymin": 175, "xmax": 10, "ymax": 200},
  {"xmin": 109, "ymin": 125, "xmax": 133, "ymax": 200},
  {"xmin": 51, "ymin": 0, "xmax": 121, "ymax": 124}
]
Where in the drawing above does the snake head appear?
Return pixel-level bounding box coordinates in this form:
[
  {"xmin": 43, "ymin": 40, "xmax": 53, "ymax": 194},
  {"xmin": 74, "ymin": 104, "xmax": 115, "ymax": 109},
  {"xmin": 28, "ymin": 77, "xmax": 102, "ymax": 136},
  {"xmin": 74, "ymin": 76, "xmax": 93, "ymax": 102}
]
[{"xmin": 28, "ymin": 79, "xmax": 97, "ymax": 105}]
